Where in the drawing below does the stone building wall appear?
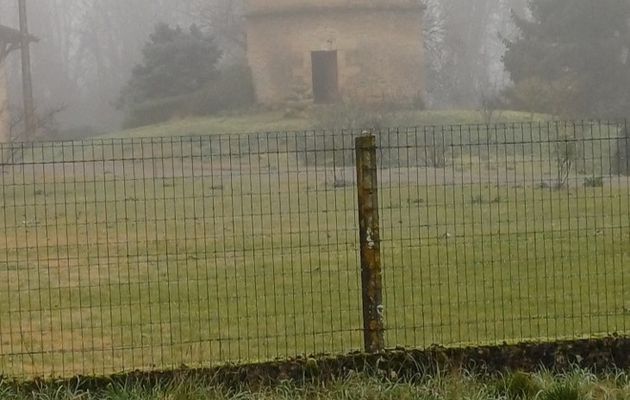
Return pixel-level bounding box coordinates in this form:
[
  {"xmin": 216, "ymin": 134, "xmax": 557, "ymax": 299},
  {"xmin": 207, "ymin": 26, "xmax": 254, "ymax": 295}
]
[{"xmin": 245, "ymin": 0, "xmax": 424, "ymax": 105}]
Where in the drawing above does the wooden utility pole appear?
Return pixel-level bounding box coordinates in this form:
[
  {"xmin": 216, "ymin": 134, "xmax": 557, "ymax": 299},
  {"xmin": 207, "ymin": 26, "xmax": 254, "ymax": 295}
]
[{"xmin": 18, "ymin": 0, "xmax": 35, "ymax": 139}]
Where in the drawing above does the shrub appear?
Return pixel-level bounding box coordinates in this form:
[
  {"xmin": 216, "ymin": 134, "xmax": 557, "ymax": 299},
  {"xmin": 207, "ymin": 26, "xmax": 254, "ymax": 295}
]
[
  {"xmin": 503, "ymin": 372, "xmax": 542, "ymax": 400},
  {"xmin": 188, "ymin": 64, "xmax": 255, "ymax": 116},
  {"xmin": 122, "ymin": 94, "xmax": 191, "ymax": 129},
  {"xmin": 121, "ymin": 64, "xmax": 255, "ymax": 129},
  {"xmin": 540, "ymin": 384, "xmax": 582, "ymax": 400},
  {"xmin": 504, "ymin": 77, "xmax": 580, "ymax": 117},
  {"xmin": 119, "ymin": 23, "xmax": 223, "ymax": 128},
  {"xmin": 313, "ymin": 102, "xmax": 394, "ymax": 132},
  {"xmin": 297, "ymin": 102, "xmax": 391, "ymax": 167},
  {"xmin": 552, "ymin": 130, "xmax": 578, "ymax": 189},
  {"xmin": 298, "ymin": 102, "xmax": 449, "ymax": 168},
  {"xmin": 583, "ymin": 176, "xmax": 604, "ymax": 188}
]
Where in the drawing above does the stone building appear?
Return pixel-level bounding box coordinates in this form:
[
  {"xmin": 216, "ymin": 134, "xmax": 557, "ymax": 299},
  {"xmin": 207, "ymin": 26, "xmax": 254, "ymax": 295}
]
[{"xmin": 245, "ymin": 0, "xmax": 425, "ymax": 105}]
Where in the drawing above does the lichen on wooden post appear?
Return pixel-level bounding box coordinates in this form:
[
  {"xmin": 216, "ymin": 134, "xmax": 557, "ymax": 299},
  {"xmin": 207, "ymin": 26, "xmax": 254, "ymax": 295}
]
[{"xmin": 355, "ymin": 133, "xmax": 384, "ymax": 353}]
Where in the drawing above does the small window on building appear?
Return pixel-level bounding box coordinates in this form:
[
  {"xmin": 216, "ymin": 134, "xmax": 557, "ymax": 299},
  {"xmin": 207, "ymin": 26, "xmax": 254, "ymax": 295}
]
[{"xmin": 311, "ymin": 50, "xmax": 339, "ymax": 104}]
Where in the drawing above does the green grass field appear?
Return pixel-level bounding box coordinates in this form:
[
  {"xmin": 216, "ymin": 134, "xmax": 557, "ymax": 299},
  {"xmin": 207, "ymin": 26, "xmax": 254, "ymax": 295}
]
[{"xmin": 0, "ymin": 118, "xmax": 629, "ymax": 378}]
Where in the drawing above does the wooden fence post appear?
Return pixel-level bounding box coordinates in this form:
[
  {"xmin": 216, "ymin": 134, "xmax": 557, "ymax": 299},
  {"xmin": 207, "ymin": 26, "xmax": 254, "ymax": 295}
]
[{"xmin": 355, "ymin": 133, "xmax": 384, "ymax": 353}]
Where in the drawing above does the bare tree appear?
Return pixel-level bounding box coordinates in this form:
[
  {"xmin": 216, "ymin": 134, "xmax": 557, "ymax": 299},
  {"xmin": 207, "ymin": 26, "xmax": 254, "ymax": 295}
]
[{"xmin": 424, "ymin": 0, "xmax": 527, "ymax": 108}]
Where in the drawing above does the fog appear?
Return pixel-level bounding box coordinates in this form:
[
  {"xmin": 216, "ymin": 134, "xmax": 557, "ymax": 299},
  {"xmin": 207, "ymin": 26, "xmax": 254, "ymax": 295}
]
[
  {"xmin": 0, "ymin": 0, "xmax": 244, "ymax": 134},
  {"xmin": 0, "ymin": 0, "xmax": 625, "ymax": 137}
]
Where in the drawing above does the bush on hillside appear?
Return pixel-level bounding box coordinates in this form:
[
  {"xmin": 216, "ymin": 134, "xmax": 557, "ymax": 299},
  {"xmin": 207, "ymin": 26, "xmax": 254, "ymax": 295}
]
[
  {"xmin": 119, "ymin": 23, "xmax": 256, "ymax": 129},
  {"xmin": 298, "ymin": 102, "xmax": 448, "ymax": 168},
  {"xmin": 187, "ymin": 64, "xmax": 255, "ymax": 116}
]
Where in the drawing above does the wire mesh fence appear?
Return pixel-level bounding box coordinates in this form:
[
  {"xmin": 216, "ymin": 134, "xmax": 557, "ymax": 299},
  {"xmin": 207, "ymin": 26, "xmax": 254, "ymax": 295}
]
[
  {"xmin": 377, "ymin": 121, "xmax": 629, "ymax": 349},
  {"xmin": 0, "ymin": 121, "xmax": 628, "ymax": 378}
]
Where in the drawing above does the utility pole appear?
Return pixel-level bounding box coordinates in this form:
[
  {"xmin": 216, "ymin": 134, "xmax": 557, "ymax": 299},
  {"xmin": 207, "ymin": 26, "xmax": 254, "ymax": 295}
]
[{"xmin": 18, "ymin": 0, "xmax": 35, "ymax": 140}]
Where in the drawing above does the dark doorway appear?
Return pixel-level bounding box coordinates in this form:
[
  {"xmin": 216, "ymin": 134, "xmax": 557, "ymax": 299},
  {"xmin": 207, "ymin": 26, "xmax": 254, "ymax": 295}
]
[{"xmin": 311, "ymin": 51, "xmax": 339, "ymax": 103}]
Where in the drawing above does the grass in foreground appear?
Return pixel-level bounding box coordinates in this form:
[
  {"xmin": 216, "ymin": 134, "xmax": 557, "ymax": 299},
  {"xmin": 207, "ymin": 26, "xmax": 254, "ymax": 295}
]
[{"xmin": 1, "ymin": 369, "xmax": 629, "ymax": 400}]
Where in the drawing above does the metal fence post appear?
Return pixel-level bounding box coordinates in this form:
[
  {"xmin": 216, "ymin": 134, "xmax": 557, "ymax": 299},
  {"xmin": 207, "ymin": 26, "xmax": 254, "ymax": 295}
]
[{"xmin": 355, "ymin": 133, "xmax": 384, "ymax": 353}]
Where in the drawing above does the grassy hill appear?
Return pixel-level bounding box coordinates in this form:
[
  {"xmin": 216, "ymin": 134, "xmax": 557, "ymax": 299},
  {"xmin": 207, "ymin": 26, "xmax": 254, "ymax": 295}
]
[{"xmin": 102, "ymin": 109, "xmax": 549, "ymax": 139}]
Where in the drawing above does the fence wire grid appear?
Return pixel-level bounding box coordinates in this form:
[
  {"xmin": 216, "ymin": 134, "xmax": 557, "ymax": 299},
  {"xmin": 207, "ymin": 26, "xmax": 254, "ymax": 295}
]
[{"xmin": 0, "ymin": 121, "xmax": 629, "ymax": 378}]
